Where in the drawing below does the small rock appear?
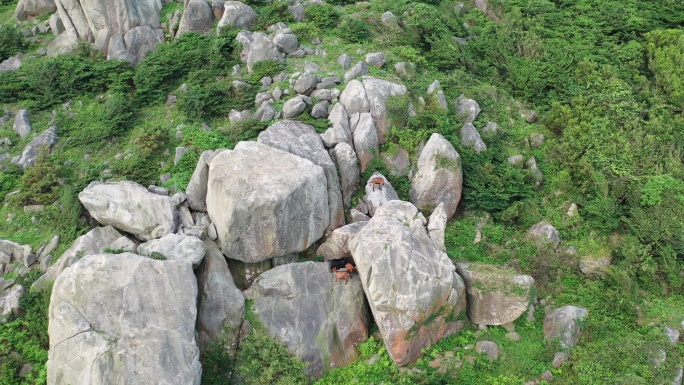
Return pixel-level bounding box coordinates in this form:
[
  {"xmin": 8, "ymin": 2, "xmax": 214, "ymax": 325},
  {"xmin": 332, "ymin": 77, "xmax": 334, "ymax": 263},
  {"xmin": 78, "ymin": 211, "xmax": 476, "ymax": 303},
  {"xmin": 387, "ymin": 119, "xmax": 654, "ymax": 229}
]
[
  {"xmin": 304, "ymin": 60, "xmax": 320, "ymax": 73},
  {"xmin": 665, "ymin": 327, "xmax": 680, "ymax": 345},
  {"xmin": 365, "ymin": 52, "xmax": 386, "ymax": 68},
  {"xmin": 520, "ymin": 109, "xmax": 538, "ymax": 123},
  {"xmin": 174, "ymin": 147, "xmax": 187, "ymax": 165},
  {"xmin": 530, "ymin": 133, "xmax": 544, "ymax": 147},
  {"xmin": 528, "ymin": 221, "xmax": 560, "ymax": 246},
  {"xmin": 508, "ymin": 154, "xmax": 524, "ymax": 167},
  {"xmin": 505, "ymin": 332, "xmax": 521, "ymax": 342},
  {"xmin": 475, "ymin": 341, "xmax": 499, "ymax": 360},
  {"xmin": 552, "ymin": 352, "xmax": 569, "ymax": 368},
  {"xmin": 483, "ymin": 122, "xmax": 499, "ymax": 134},
  {"xmin": 540, "ymin": 371, "xmax": 553, "ymax": 382}
]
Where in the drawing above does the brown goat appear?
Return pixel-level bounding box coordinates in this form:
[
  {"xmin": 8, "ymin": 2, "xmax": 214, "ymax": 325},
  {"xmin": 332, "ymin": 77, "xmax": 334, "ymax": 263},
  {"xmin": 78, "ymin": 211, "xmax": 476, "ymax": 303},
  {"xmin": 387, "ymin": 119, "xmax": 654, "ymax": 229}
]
[
  {"xmin": 332, "ymin": 268, "xmax": 350, "ymax": 285},
  {"xmin": 371, "ymin": 177, "xmax": 385, "ymax": 191},
  {"xmin": 345, "ymin": 263, "xmax": 356, "ymax": 276}
]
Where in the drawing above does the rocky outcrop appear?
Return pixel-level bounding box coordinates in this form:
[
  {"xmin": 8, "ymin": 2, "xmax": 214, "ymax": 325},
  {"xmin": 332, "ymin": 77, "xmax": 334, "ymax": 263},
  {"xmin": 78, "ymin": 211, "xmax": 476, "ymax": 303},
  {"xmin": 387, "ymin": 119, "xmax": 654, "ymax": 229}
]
[
  {"xmin": 456, "ymin": 263, "xmax": 535, "ymax": 326},
  {"xmin": 321, "ymin": 103, "xmax": 352, "ymax": 148},
  {"xmin": 197, "ymin": 240, "xmax": 245, "ymax": 353},
  {"xmin": 410, "ymin": 133, "xmax": 462, "ymax": 219},
  {"xmin": 460, "ymin": 123, "xmax": 487, "ymax": 152},
  {"xmin": 330, "ymin": 142, "xmax": 359, "ymax": 208},
  {"xmin": 361, "ymin": 76, "xmax": 407, "ymax": 142},
  {"xmin": 543, "ymin": 305, "xmax": 588, "ymax": 349},
  {"xmin": 217, "ymin": 1, "xmax": 257, "ymax": 32},
  {"xmin": 186, "ymin": 150, "xmax": 214, "ymax": 212},
  {"xmin": 32, "ymin": 226, "xmax": 122, "ymax": 290},
  {"xmin": 47, "ymin": 253, "xmax": 201, "ymax": 385},
  {"xmin": 315, "ymin": 222, "xmax": 366, "ymax": 261},
  {"xmin": 79, "ymin": 181, "xmax": 177, "ymax": 241},
  {"xmin": 258, "ymin": 120, "xmax": 345, "ymax": 230},
  {"xmin": 362, "ymin": 172, "xmax": 399, "ymax": 216},
  {"xmin": 206, "ymin": 142, "xmax": 328, "ymax": 263},
  {"xmin": 14, "ymin": 0, "xmax": 56, "ymax": 21},
  {"xmin": 14, "ymin": 126, "xmax": 57, "ymax": 169},
  {"xmin": 107, "ymin": 26, "xmax": 165, "ymax": 64},
  {"xmin": 349, "ymin": 201, "xmax": 466, "ymax": 366},
  {"xmin": 177, "ymin": 0, "xmax": 215, "ymax": 36},
  {"xmin": 353, "ymin": 113, "xmax": 379, "ymax": 172},
  {"xmin": 0, "ymin": 239, "xmax": 34, "ymax": 268},
  {"xmin": 137, "ymin": 233, "xmax": 207, "ymax": 268},
  {"xmin": 235, "ymin": 31, "xmax": 283, "ymax": 72},
  {"xmin": 244, "ymin": 261, "xmax": 369, "ymax": 377}
]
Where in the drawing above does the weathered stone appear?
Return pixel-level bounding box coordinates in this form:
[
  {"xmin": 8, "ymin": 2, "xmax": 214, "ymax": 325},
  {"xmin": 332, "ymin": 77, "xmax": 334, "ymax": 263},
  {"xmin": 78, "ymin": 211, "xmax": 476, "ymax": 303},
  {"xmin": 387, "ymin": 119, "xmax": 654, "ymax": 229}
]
[
  {"xmin": 32, "ymin": 226, "xmax": 122, "ymax": 291},
  {"xmin": 475, "ymin": 341, "xmax": 499, "ymax": 360},
  {"xmin": 552, "ymin": 351, "xmax": 569, "ymax": 368},
  {"xmin": 330, "ymin": 142, "xmax": 359, "ymax": 208},
  {"xmin": 0, "ymin": 285, "xmax": 24, "ymax": 324},
  {"xmin": 304, "ymin": 60, "xmax": 321, "ymax": 73},
  {"xmin": 528, "ymin": 221, "xmax": 560, "ymax": 246},
  {"xmin": 456, "ymin": 263, "xmax": 535, "ymax": 326},
  {"xmin": 0, "ymin": 239, "xmax": 33, "ymax": 267},
  {"xmin": 185, "ymin": 150, "xmax": 214, "ymax": 212},
  {"xmin": 245, "ymin": 262, "xmax": 369, "ymax": 377},
  {"xmin": 15, "ymin": 127, "xmax": 57, "ymax": 169},
  {"xmin": 37, "ymin": 235, "xmax": 60, "ymax": 262},
  {"xmin": 15, "ymin": 0, "xmax": 56, "ymax": 21},
  {"xmin": 508, "ymin": 154, "xmax": 524, "ymax": 167},
  {"xmin": 382, "ymin": 147, "xmax": 410, "ymax": 177},
  {"xmin": 579, "ymin": 252, "xmax": 611, "ymax": 277},
  {"xmin": 217, "ymin": 1, "xmax": 257, "ymax": 32},
  {"xmin": 381, "ymin": 11, "xmax": 396, "ymax": 25},
  {"xmin": 349, "ymin": 201, "xmax": 466, "ymax": 366},
  {"xmin": 350, "ymin": 209, "xmax": 370, "ymax": 223},
  {"xmin": 520, "ymin": 109, "xmax": 538, "ymax": 123},
  {"xmin": 197, "ymin": 240, "xmax": 245, "ymax": 353},
  {"xmin": 340, "ymin": 79, "xmax": 370, "ymax": 115},
  {"xmin": 315, "ymin": 222, "xmax": 366, "ymax": 261},
  {"xmin": 79, "ymin": 181, "xmax": 177, "ymax": 241},
  {"xmin": 410, "ymin": 133, "xmax": 462, "ymax": 219},
  {"xmin": 246, "ymin": 32, "xmax": 283, "ymax": 72},
  {"xmin": 664, "ymin": 327, "xmax": 680, "ymax": 345},
  {"xmin": 0, "ymin": 56, "xmax": 22, "ymax": 72},
  {"xmin": 505, "ymin": 332, "xmax": 521, "ymax": 342},
  {"xmin": 311, "ymin": 101, "xmax": 329, "ymax": 118},
  {"xmin": 365, "ymin": 52, "xmax": 385, "ymax": 68},
  {"xmin": 289, "ymin": 3, "xmax": 304, "ymax": 21},
  {"xmin": 49, "ymin": 13, "xmax": 65, "ymax": 36},
  {"xmin": 543, "ymin": 305, "xmax": 588, "ymax": 349},
  {"xmin": 362, "ymin": 172, "xmax": 399, "ymax": 216},
  {"xmin": 427, "ymin": 202, "xmax": 447, "ymax": 252},
  {"xmin": 137, "ymin": 234, "xmax": 207, "ymax": 268},
  {"xmin": 114, "ymin": 26, "xmax": 165, "ymax": 64},
  {"xmin": 207, "ymin": 142, "xmax": 328, "ymax": 263},
  {"xmin": 321, "ymin": 103, "xmax": 352, "ymax": 148},
  {"xmin": 460, "ymin": 123, "xmax": 487, "ymax": 152},
  {"xmin": 530, "ymin": 133, "xmax": 544, "ymax": 148},
  {"xmin": 337, "ymin": 53, "xmax": 351, "ymax": 69},
  {"xmin": 394, "ymin": 62, "xmax": 415, "ymax": 78},
  {"xmin": 13, "ymin": 110, "xmax": 31, "ymax": 138},
  {"xmin": 212, "ymin": 0, "xmax": 226, "ymax": 19},
  {"xmin": 353, "ymin": 113, "xmax": 378, "ymax": 172},
  {"xmin": 343, "ymin": 61, "xmax": 368, "ymax": 83},
  {"xmin": 47, "ymin": 32, "xmax": 78, "ymax": 56},
  {"xmin": 282, "ymin": 96, "xmax": 307, "ymax": 118},
  {"xmin": 273, "ymin": 30, "xmax": 299, "ymax": 54},
  {"xmin": 455, "ymin": 94, "xmax": 480, "ymax": 124},
  {"xmin": 361, "ymin": 76, "xmax": 407, "ymax": 143},
  {"xmin": 47, "ymin": 253, "xmax": 201, "ymax": 385},
  {"xmin": 483, "ymin": 121, "xmax": 499, "ymax": 134},
  {"xmin": 106, "ymin": 236, "xmax": 137, "ymax": 253},
  {"xmin": 294, "ymin": 73, "xmax": 318, "ymax": 95},
  {"xmin": 258, "ymin": 120, "xmax": 345, "ymax": 230},
  {"xmin": 177, "ymin": 0, "xmax": 214, "ymax": 36}
]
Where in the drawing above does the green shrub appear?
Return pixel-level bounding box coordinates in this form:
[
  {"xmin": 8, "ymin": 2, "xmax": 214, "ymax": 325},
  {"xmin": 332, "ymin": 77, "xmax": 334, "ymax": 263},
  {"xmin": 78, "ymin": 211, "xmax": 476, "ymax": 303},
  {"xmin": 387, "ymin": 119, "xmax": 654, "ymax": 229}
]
[
  {"xmin": 0, "ymin": 25, "xmax": 28, "ymax": 62},
  {"xmin": 337, "ymin": 18, "xmax": 371, "ymax": 43},
  {"xmin": 14, "ymin": 147, "xmax": 61, "ymax": 205},
  {"xmin": 246, "ymin": 60, "xmax": 285, "ymax": 84},
  {"xmin": 253, "ymin": 3, "xmax": 295, "ymax": 30},
  {"xmin": 306, "ymin": 4, "xmax": 340, "ymax": 30},
  {"xmin": 178, "ymin": 78, "xmax": 255, "ymax": 122}
]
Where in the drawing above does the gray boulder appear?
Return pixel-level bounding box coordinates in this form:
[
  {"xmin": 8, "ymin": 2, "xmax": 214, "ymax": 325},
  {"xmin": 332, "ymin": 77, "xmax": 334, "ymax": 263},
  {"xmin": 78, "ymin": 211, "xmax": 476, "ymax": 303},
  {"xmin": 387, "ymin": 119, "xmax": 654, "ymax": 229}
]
[
  {"xmin": 106, "ymin": 236, "xmax": 137, "ymax": 253},
  {"xmin": 217, "ymin": 1, "xmax": 257, "ymax": 32},
  {"xmin": 0, "ymin": 56, "xmax": 22, "ymax": 72},
  {"xmin": 121, "ymin": 26, "xmax": 165, "ymax": 64},
  {"xmin": 475, "ymin": 340, "xmax": 499, "ymax": 360},
  {"xmin": 330, "ymin": 142, "xmax": 359, "ymax": 208},
  {"xmin": 340, "ymin": 79, "xmax": 370, "ymax": 115},
  {"xmin": 0, "ymin": 285, "xmax": 24, "ymax": 324},
  {"xmin": 254, "ymin": 101, "xmax": 276, "ymax": 121},
  {"xmin": 289, "ymin": 3, "xmax": 305, "ymax": 21},
  {"xmin": 49, "ymin": 13, "xmax": 65, "ymax": 36},
  {"xmin": 460, "ymin": 123, "xmax": 487, "ymax": 152},
  {"xmin": 381, "ymin": 11, "xmax": 396, "ymax": 25},
  {"xmin": 47, "ymin": 32, "xmax": 78, "ymax": 56},
  {"xmin": 528, "ymin": 221, "xmax": 560, "ymax": 246},
  {"xmin": 315, "ymin": 222, "xmax": 366, "ymax": 261},
  {"xmin": 273, "ymin": 30, "xmax": 299, "ymax": 54},
  {"xmin": 282, "ymin": 96, "xmax": 307, "ymax": 118},
  {"xmin": 382, "ymin": 147, "xmax": 410, "ymax": 177},
  {"xmin": 349, "ymin": 201, "xmax": 466, "ymax": 366},
  {"xmin": 311, "ymin": 101, "xmax": 329, "ymax": 118},
  {"xmin": 579, "ymin": 252, "xmax": 611, "ymax": 277},
  {"xmin": 456, "ymin": 263, "xmax": 535, "ymax": 326},
  {"xmin": 350, "ymin": 209, "xmax": 370, "ymax": 223},
  {"xmin": 137, "ymin": 234, "xmax": 207, "ymax": 268},
  {"xmin": 206, "ymin": 142, "xmax": 328, "ymax": 262},
  {"xmin": 520, "ymin": 109, "xmax": 538, "ymax": 123},
  {"xmin": 0, "ymin": 239, "xmax": 33, "ymax": 268},
  {"xmin": 177, "ymin": 0, "xmax": 215, "ymax": 36},
  {"xmin": 410, "ymin": 133, "xmax": 462, "ymax": 219},
  {"xmin": 543, "ymin": 305, "xmax": 588, "ymax": 349},
  {"xmin": 186, "ymin": 150, "xmax": 214, "ymax": 212},
  {"xmin": 245, "ymin": 32, "xmax": 283, "ymax": 72},
  {"xmin": 483, "ymin": 121, "xmax": 499, "ymax": 134},
  {"xmin": 508, "ymin": 154, "xmax": 524, "ymax": 167},
  {"xmin": 337, "ymin": 53, "xmax": 351, "ymax": 69},
  {"xmin": 394, "ymin": 62, "xmax": 415, "ymax": 78},
  {"xmin": 365, "ymin": 52, "xmax": 385, "ymax": 68},
  {"xmin": 79, "ymin": 181, "xmax": 178, "ymax": 241},
  {"xmin": 427, "ymin": 202, "xmax": 448, "ymax": 252},
  {"xmin": 362, "ymin": 172, "xmax": 399, "ymax": 216},
  {"xmin": 14, "ymin": 126, "xmax": 57, "ymax": 169},
  {"xmin": 343, "ymin": 61, "xmax": 369, "ymax": 83},
  {"xmin": 321, "ymin": 103, "xmax": 352, "ymax": 148},
  {"xmin": 258, "ymin": 120, "xmax": 345, "ymax": 230},
  {"xmin": 245, "ymin": 261, "xmax": 369, "ymax": 377},
  {"xmin": 353, "ymin": 113, "xmax": 379, "ymax": 172},
  {"xmin": 455, "ymin": 94, "xmax": 480, "ymax": 123},
  {"xmin": 361, "ymin": 76, "xmax": 407, "ymax": 143},
  {"xmin": 197, "ymin": 240, "xmax": 245, "ymax": 353},
  {"xmin": 32, "ymin": 226, "xmax": 122, "ymax": 291},
  {"xmin": 47, "ymin": 253, "xmax": 201, "ymax": 385},
  {"xmin": 13, "ymin": 110, "xmax": 31, "ymax": 138},
  {"xmin": 294, "ymin": 73, "xmax": 318, "ymax": 95},
  {"xmin": 14, "ymin": 0, "xmax": 56, "ymax": 21}
]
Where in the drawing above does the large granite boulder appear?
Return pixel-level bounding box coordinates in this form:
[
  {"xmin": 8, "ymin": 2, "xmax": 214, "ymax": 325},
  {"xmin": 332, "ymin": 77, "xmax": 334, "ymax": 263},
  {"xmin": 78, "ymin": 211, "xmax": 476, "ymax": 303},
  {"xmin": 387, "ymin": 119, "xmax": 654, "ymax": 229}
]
[
  {"xmin": 427, "ymin": 202, "xmax": 447, "ymax": 252},
  {"xmin": 528, "ymin": 221, "xmax": 561, "ymax": 246},
  {"xmin": 197, "ymin": 240, "xmax": 245, "ymax": 353},
  {"xmin": 14, "ymin": 126, "xmax": 57, "ymax": 169},
  {"xmin": 353, "ymin": 113, "xmax": 379, "ymax": 172},
  {"xmin": 348, "ymin": 200, "xmax": 466, "ymax": 366},
  {"xmin": 321, "ymin": 103, "xmax": 352, "ymax": 148},
  {"xmin": 410, "ymin": 133, "xmax": 462, "ymax": 219},
  {"xmin": 47, "ymin": 253, "xmax": 201, "ymax": 385},
  {"xmin": 32, "ymin": 226, "xmax": 122, "ymax": 291},
  {"xmin": 55, "ymin": 0, "xmax": 162, "ymax": 58},
  {"xmin": 339, "ymin": 79, "xmax": 370, "ymax": 116},
  {"xmin": 244, "ymin": 261, "xmax": 370, "ymax": 378},
  {"xmin": 455, "ymin": 94, "xmax": 480, "ymax": 123},
  {"xmin": 177, "ymin": 0, "xmax": 215, "ymax": 36},
  {"xmin": 236, "ymin": 31, "xmax": 283, "ymax": 72},
  {"xmin": 206, "ymin": 142, "xmax": 328, "ymax": 263},
  {"xmin": 460, "ymin": 123, "xmax": 487, "ymax": 152},
  {"xmin": 258, "ymin": 120, "xmax": 345, "ymax": 230},
  {"xmin": 544, "ymin": 305, "xmax": 588, "ymax": 349},
  {"xmin": 137, "ymin": 233, "xmax": 207, "ymax": 268},
  {"xmin": 79, "ymin": 181, "xmax": 177, "ymax": 241},
  {"xmin": 0, "ymin": 239, "xmax": 34, "ymax": 268},
  {"xmin": 315, "ymin": 222, "xmax": 366, "ymax": 261},
  {"xmin": 0, "ymin": 285, "xmax": 24, "ymax": 324},
  {"xmin": 362, "ymin": 172, "xmax": 399, "ymax": 216},
  {"xmin": 217, "ymin": 1, "xmax": 257, "ymax": 32},
  {"xmin": 329, "ymin": 142, "xmax": 359, "ymax": 208},
  {"xmin": 456, "ymin": 263, "xmax": 535, "ymax": 326},
  {"xmin": 14, "ymin": 0, "xmax": 56, "ymax": 20},
  {"xmin": 361, "ymin": 76, "xmax": 407, "ymax": 143},
  {"xmin": 13, "ymin": 110, "xmax": 31, "ymax": 138},
  {"xmin": 107, "ymin": 25, "xmax": 165, "ymax": 64},
  {"xmin": 186, "ymin": 150, "xmax": 214, "ymax": 212}
]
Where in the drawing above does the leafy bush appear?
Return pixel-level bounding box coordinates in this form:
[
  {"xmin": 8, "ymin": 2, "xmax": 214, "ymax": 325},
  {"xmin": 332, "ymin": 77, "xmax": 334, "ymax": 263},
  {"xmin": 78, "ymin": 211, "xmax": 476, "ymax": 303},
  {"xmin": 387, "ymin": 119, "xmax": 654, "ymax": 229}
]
[
  {"xmin": 337, "ymin": 18, "xmax": 371, "ymax": 43},
  {"xmin": 0, "ymin": 25, "xmax": 28, "ymax": 62},
  {"xmin": 306, "ymin": 4, "xmax": 340, "ymax": 30},
  {"xmin": 246, "ymin": 60, "xmax": 285, "ymax": 84},
  {"xmin": 178, "ymin": 77, "xmax": 255, "ymax": 122},
  {"xmin": 14, "ymin": 148, "xmax": 61, "ymax": 205}
]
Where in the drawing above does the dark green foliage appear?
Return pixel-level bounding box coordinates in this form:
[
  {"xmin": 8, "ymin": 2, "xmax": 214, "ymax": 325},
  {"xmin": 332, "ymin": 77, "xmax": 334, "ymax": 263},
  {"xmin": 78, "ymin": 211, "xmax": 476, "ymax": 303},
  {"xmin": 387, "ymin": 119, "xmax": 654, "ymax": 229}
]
[
  {"xmin": 305, "ymin": 4, "xmax": 340, "ymax": 30},
  {"xmin": 253, "ymin": 3, "xmax": 295, "ymax": 30},
  {"xmin": 177, "ymin": 73, "xmax": 255, "ymax": 122},
  {"xmin": 14, "ymin": 148, "xmax": 61, "ymax": 205},
  {"xmin": 246, "ymin": 60, "xmax": 285, "ymax": 84},
  {"xmin": 0, "ymin": 25, "xmax": 28, "ymax": 62},
  {"xmin": 337, "ymin": 18, "xmax": 371, "ymax": 43}
]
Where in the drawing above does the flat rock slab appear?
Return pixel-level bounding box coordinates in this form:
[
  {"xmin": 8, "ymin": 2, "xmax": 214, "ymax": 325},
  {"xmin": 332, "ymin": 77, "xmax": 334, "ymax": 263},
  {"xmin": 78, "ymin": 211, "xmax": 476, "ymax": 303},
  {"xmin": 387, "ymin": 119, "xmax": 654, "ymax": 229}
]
[
  {"xmin": 207, "ymin": 141, "xmax": 328, "ymax": 263},
  {"xmin": 137, "ymin": 233, "xmax": 207, "ymax": 268},
  {"xmin": 349, "ymin": 200, "xmax": 466, "ymax": 366},
  {"xmin": 47, "ymin": 253, "xmax": 200, "ymax": 385},
  {"xmin": 245, "ymin": 261, "xmax": 369, "ymax": 378}
]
